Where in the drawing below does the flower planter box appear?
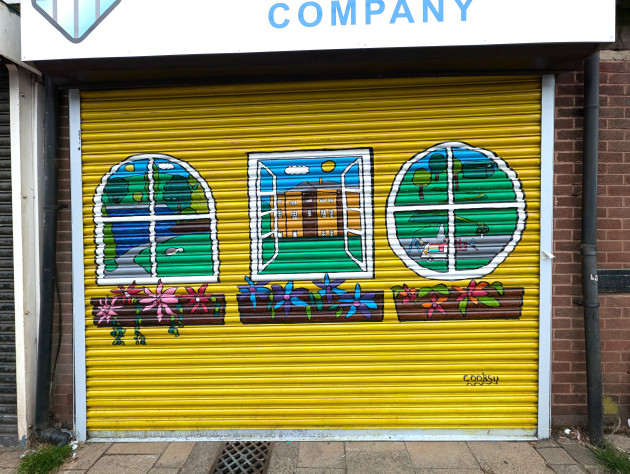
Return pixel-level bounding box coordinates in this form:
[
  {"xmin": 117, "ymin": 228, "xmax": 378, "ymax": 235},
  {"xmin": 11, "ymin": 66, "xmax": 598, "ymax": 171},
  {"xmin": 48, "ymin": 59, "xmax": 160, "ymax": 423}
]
[
  {"xmin": 238, "ymin": 292, "xmax": 384, "ymax": 324},
  {"xmin": 393, "ymin": 282, "xmax": 524, "ymax": 321},
  {"xmin": 90, "ymin": 295, "xmax": 225, "ymax": 327},
  {"xmin": 91, "ymin": 296, "xmax": 226, "ymax": 327}
]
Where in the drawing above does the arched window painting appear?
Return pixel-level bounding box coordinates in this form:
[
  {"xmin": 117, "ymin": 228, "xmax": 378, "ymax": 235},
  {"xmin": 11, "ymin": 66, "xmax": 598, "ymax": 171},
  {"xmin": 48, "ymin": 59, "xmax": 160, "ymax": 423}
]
[
  {"xmin": 247, "ymin": 149, "xmax": 374, "ymax": 281},
  {"xmin": 387, "ymin": 142, "xmax": 526, "ymax": 281},
  {"xmin": 93, "ymin": 153, "xmax": 219, "ymax": 285}
]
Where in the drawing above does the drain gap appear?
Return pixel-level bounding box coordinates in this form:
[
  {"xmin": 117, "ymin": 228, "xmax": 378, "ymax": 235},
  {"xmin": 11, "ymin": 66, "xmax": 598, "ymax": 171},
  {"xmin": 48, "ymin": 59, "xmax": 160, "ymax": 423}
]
[{"xmin": 214, "ymin": 441, "xmax": 271, "ymax": 474}]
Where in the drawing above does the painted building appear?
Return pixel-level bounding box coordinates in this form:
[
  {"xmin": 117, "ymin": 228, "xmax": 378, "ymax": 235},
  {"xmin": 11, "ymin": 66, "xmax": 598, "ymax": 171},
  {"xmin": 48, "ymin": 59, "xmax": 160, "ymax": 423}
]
[{"xmin": 0, "ymin": 0, "xmax": 626, "ymax": 446}]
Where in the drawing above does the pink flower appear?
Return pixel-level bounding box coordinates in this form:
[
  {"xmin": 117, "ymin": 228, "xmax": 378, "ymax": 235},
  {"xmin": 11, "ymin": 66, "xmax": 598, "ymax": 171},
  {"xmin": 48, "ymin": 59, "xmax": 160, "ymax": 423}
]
[
  {"xmin": 139, "ymin": 280, "xmax": 178, "ymax": 322},
  {"xmin": 95, "ymin": 297, "xmax": 121, "ymax": 324},
  {"xmin": 111, "ymin": 281, "xmax": 142, "ymax": 306},
  {"xmin": 184, "ymin": 284, "xmax": 213, "ymax": 313}
]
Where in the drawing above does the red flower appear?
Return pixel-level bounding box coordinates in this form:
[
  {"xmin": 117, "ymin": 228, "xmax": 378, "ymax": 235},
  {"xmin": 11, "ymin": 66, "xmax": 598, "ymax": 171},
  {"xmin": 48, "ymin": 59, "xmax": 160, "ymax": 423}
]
[
  {"xmin": 399, "ymin": 284, "xmax": 418, "ymax": 304},
  {"xmin": 454, "ymin": 280, "xmax": 488, "ymax": 306},
  {"xmin": 139, "ymin": 280, "xmax": 178, "ymax": 322},
  {"xmin": 421, "ymin": 292, "xmax": 448, "ymax": 318},
  {"xmin": 184, "ymin": 284, "xmax": 213, "ymax": 313}
]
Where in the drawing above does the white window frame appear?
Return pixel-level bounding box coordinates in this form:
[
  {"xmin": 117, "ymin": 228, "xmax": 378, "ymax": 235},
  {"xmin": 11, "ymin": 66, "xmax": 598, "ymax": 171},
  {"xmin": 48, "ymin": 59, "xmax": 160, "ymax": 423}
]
[{"xmin": 93, "ymin": 153, "xmax": 220, "ymax": 285}]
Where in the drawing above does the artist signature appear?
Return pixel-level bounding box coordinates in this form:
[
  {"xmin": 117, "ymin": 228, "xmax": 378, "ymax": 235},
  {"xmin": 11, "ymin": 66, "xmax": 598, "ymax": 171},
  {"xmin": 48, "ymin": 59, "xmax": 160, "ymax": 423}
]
[{"xmin": 463, "ymin": 373, "xmax": 499, "ymax": 386}]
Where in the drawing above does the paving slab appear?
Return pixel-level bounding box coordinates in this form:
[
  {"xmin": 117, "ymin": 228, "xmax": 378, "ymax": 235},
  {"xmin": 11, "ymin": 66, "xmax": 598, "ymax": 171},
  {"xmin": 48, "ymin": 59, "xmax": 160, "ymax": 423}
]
[
  {"xmin": 62, "ymin": 443, "xmax": 111, "ymax": 470},
  {"xmin": 107, "ymin": 442, "xmax": 169, "ymax": 455},
  {"xmin": 606, "ymin": 434, "xmax": 630, "ymax": 453},
  {"xmin": 346, "ymin": 451, "xmax": 414, "ymax": 474},
  {"xmin": 549, "ymin": 465, "xmax": 587, "ymax": 474},
  {"xmin": 148, "ymin": 469, "xmax": 180, "ymax": 474},
  {"xmin": 87, "ymin": 454, "xmax": 160, "ymax": 474},
  {"xmin": 154, "ymin": 441, "xmax": 195, "ymax": 468},
  {"xmin": 268, "ymin": 441, "xmax": 299, "ymax": 474},
  {"xmin": 298, "ymin": 442, "xmax": 346, "ymax": 469},
  {"xmin": 179, "ymin": 441, "xmax": 223, "ymax": 474},
  {"xmin": 467, "ymin": 441, "xmax": 554, "ymax": 474},
  {"xmin": 537, "ymin": 447, "xmax": 580, "ymax": 465},
  {"xmin": 584, "ymin": 465, "xmax": 606, "ymax": 474},
  {"xmin": 0, "ymin": 448, "xmax": 25, "ymax": 468},
  {"xmin": 414, "ymin": 469, "xmax": 484, "ymax": 474},
  {"xmin": 406, "ymin": 442, "xmax": 479, "ymax": 469},
  {"xmin": 295, "ymin": 469, "xmax": 346, "ymax": 474},
  {"xmin": 345, "ymin": 441, "xmax": 407, "ymax": 452},
  {"xmin": 560, "ymin": 442, "xmax": 596, "ymax": 466},
  {"xmin": 532, "ymin": 439, "xmax": 560, "ymax": 448}
]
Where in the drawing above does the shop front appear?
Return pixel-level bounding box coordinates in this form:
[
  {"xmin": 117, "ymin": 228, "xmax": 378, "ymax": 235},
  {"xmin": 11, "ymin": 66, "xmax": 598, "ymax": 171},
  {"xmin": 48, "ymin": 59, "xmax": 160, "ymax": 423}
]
[{"xmin": 20, "ymin": 0, "xmax": 615, "ymax": 441}]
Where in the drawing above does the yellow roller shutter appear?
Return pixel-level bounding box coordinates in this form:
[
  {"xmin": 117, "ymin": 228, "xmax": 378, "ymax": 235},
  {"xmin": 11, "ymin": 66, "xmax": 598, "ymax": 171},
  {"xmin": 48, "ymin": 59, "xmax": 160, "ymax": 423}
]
[{"xmin": 79, "ymin": 76, "xmax": 542, "ymax": 437}]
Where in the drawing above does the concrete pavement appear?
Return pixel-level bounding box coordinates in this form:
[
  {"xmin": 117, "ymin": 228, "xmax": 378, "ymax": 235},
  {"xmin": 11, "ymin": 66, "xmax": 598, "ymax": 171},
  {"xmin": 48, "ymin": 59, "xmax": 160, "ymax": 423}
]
[{"xmin": 0, "ymin": 433, "xmax": 627, "ymax": 473}]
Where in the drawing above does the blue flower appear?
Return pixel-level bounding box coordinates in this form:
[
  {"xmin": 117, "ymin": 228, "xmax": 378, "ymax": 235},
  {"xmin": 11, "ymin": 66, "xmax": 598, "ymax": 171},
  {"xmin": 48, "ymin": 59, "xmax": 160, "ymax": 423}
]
[
  {"xmin": 313, "ymin": 273, "xmax": 346, "ymax": 304},
  {"xmin": 338, "ymin": 283, "xmax": 377, "ymax": 319},
  {"xmin": 272, "ymin": 281, "xmax": 309, "ymax": 317},
  {"xmin": 237, "ymin": 276, "xmax": 271, "ymax": 309}
]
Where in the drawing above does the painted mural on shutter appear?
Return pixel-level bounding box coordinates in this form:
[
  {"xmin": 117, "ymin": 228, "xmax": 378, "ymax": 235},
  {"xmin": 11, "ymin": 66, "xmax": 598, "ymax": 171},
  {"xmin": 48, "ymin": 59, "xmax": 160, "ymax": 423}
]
[{"xmin": 79, "ymin": 76, "xmax": 542, "ymax": 436}]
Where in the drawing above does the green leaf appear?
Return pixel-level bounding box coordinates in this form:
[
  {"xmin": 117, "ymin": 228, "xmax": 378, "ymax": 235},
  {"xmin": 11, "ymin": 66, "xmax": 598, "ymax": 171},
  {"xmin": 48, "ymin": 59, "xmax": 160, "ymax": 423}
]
[
  {"xmin": 313, "ymin": 292, "xmax": 321, "ymax": 300},
  {"xmin": 458, "ymin": 298, "xmax": 468, "ymax": 316},
  {"xmin": 316, "ymin": 300, "xmax": 323, "ymax": 311},
  {"xmin": 434, "ymin": 284, "xmax": 450, "ymax": 295},
  {"xmin": 490, "ymin": 281, "xmax": 504, "ymax": 296},
  {"xmin": 417, "ymin": 287, "xmax": 432, "ymax": 298},
  {"xmin": 305, "ymin": 306, "xmax": 312, "ymax": 320},
  {"xmin": 478, "ymin": 296, "xmax": 500, "ymax": 307},
  {"xmin": 336, "ymin": 308, "xmax": 343, "ymax": 318}
]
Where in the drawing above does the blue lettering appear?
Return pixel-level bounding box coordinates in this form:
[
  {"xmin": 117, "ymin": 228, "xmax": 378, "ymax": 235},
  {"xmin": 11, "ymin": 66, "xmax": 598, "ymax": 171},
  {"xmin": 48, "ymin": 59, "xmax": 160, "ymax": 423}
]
[
  {"xmin": 423, "ymin": 0, "xmax": 443, "ymax": 22},
  {"xmin": 454, "ymin": 0, "xmax": 473, "ymax": 21},
  {"xmin": 365, "ymin": 0, "xmax": 385, "ymax": 25},
  {"xmin": 298, "ymin": 2, "xmax": 323, "ymax": 27},
  {"xmin": 269, "ymin": 3, "xmax": 290, "ymax": 28},
  {"xmin": 332, "ymin": 0, "xmax": 356, "ymax": 26},
  {"xmin": 390, "ymin": 0, "xmax": 414, "ymax": 24}
]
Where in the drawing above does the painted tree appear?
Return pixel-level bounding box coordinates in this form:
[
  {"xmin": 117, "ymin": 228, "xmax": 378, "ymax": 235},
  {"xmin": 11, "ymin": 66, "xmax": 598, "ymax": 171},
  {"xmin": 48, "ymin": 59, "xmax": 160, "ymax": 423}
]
[
  {"xmin": 453, "ymin": 157, "xmax": 463, "ymax": 190},
  {"xmin": 412, "ymin": 167, "xmax": 431, "ymax": 199},
  {"xmin": 428, "ymin": 153, "xmax": 446, "ymax": 181}
]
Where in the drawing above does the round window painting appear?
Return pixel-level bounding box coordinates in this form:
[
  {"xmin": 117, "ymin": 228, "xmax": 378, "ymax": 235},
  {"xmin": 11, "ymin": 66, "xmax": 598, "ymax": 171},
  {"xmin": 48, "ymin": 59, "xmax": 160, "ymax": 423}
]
[{"xmin": 386, "ymin": 142, "xmax": 527, "ymax": 281}]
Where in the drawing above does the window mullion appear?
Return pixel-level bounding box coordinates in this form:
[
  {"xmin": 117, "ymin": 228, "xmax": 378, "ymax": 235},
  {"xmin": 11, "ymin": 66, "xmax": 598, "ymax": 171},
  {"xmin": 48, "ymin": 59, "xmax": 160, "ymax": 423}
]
[{"xmin": 148, "ymin": 156, "xmax": 158, "ymax": 278}]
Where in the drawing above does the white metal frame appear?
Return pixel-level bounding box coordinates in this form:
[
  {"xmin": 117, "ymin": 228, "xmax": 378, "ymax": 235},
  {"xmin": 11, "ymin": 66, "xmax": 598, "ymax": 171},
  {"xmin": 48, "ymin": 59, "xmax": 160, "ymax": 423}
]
[
  {"xmin": 537, "ymin": 75, "xmax": 555, "ymax": 439},
  {"xmin": 247, "ymin": 148, "xmax": 374, "ymax": 282},
  {"xmin": 72, "ymin": 77, "xmax": 554, "ymax": 442},
  {"xmin": 70, "ymin": 90, "xmax": 88, "ymax": 441}
]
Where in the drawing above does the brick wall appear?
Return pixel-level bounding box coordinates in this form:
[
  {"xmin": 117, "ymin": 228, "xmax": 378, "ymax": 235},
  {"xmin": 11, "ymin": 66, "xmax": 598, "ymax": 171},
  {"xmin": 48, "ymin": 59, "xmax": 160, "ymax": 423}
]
[
  {"xmin": 51, "ymin": 91, "xmax": 74, "ymax": 427},
  {"xmin": 552, "ymin": 52, "xmax": 630, "ymax": 426}
]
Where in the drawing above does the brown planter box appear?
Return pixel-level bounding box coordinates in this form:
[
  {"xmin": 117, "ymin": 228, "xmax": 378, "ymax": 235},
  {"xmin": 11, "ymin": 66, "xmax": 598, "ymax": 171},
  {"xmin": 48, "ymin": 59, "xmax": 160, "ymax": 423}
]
[
  {"xmin": 393, "ymin": 285, "xmax": 524, "ymax": 321},
  {"xmin": 239, "ymin": 292, "xmax": 384, "ymax": 324},
  {"xmin": 91, "ymin": 296, "xmax": 226, "ymax": 327}
]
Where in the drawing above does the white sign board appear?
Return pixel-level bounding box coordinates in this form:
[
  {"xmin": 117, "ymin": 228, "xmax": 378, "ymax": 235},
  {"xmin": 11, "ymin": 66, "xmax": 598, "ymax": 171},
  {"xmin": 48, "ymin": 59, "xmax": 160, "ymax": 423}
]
[{"xmin": 22, "ymin": 0, "xmax": 616, "ymax": 61}]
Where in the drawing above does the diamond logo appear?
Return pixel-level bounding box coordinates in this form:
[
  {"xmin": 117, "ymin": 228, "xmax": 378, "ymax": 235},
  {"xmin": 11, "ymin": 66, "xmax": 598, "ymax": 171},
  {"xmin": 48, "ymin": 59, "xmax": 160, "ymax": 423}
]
[{"xmin": 33, "ymin": 0, "xmax": 122, "ymax": 43}]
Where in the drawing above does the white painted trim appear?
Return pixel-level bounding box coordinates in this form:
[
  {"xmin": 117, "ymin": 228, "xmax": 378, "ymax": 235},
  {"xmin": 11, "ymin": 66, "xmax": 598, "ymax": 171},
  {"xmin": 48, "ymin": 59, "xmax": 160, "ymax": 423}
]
[
  {"xmin": 7, "ymin": 64, "xmax": 44, "ymax": 445},
  {"xmin": 537, "ymin": 75, "xmax": 555, "ymax": 439},
  {"xmin": 88, "ymin": 428, "xmax": 537, "ymax": 442},
  {"xmin": 69, "ymin": 90, "xmax": 87, "ymax": 442}
]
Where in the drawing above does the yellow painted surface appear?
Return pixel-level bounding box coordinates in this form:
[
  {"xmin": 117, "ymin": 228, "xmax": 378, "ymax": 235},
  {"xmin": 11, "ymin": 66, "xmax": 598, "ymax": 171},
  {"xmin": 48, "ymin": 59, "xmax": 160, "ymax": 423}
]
[{"xmin": 80, "ymin": 76, "xmax": 542, "ymax": 434}]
